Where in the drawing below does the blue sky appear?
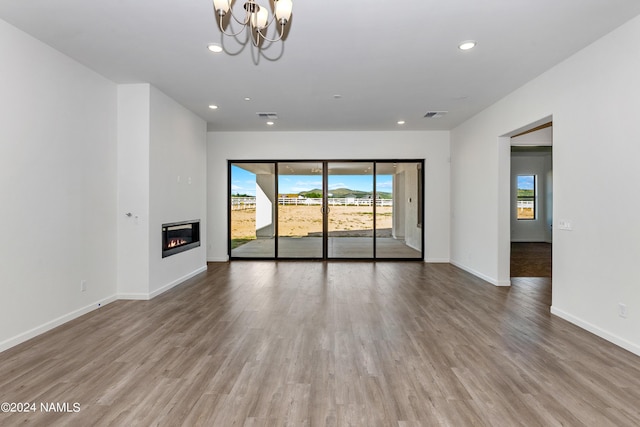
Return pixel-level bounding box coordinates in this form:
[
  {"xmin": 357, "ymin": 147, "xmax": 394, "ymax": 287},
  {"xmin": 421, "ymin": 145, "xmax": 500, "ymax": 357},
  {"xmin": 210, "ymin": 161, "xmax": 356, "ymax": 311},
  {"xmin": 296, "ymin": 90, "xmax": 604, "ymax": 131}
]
[
  {"xmin": 231, "ymin": 165, "xmax": 257, "ymax": 196},
  {"xmin": 517, "ymin": 175, "xmax": 535, "ymax": 190},
  {"xmin": 231, "ymin": 165, "xmax": 392, "ymax": 195}
]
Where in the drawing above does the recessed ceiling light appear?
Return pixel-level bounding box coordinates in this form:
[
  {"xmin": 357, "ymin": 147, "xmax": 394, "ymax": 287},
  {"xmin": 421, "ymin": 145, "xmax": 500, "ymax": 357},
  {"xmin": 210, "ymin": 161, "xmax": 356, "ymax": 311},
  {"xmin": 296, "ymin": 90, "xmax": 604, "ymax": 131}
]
[
  {"xmin": 208, "ymin": 105, "xmax": 218, "ymax": 110},
  {"xmin": 244, "ymin": 97, "xmax": 251, "ymax": 101},
  {"xmin": 397, "ymin": 120, "xmax": 406, "ymax": 125},
  {"xmin": 266, "ymin": 121, "xmax": 275, "ymax": 126},
  {"xmin": 458, "ymin": 40, "xmax": 477, "ymax": 51},
  {"xmin": 207, "ymin": 44, "xmax": 223, "ymax": 53}
]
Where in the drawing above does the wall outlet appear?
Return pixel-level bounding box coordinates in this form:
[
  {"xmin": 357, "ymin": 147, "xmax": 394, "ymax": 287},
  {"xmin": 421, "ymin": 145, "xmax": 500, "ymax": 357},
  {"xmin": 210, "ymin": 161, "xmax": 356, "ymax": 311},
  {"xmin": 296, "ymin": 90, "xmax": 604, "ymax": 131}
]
[
  {"xmin": 619, "ymin": 303, "xmax": 628, "ymax": 318},
  {"xmin": 80, "ymin": 280, "xmax": 87, "ymax": 292}
]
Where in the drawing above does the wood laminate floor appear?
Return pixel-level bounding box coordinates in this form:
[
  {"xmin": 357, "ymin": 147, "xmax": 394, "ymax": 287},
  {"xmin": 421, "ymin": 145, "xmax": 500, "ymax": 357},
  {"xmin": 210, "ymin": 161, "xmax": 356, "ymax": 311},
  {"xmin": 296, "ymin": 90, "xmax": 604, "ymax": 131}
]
[
  {"xmin": 1, "ymin": 262, "xmax": 639, "ymax": 426},
  {"xmin": 511, "ymin": 242, "xmax": 552, "ymax": 278}
]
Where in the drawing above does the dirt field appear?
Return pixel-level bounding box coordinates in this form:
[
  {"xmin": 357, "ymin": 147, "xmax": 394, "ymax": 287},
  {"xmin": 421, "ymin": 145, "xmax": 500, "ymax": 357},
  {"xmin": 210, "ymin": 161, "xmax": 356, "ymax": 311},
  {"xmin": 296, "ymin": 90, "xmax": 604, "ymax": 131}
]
[
  {"xmin": 517, "ymin": 208, "xmax": 535, "ymax": 219},
  {"xmin": 231, "ymin": 205, "xmax": 393, "ymax": 240}
]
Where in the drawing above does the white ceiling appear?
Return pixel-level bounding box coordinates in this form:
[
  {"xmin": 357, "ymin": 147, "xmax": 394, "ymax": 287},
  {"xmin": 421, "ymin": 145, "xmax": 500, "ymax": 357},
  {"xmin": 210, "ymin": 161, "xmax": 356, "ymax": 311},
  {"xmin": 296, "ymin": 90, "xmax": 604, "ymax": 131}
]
[{"xmin": 2, "ymin": 0, "xmax": 640, "ymax": 132}]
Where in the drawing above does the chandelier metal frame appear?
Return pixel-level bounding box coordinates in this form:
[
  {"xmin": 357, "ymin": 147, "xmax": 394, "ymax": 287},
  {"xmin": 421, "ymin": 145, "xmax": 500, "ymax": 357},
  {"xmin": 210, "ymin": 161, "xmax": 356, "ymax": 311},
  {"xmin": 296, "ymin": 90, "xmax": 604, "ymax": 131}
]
[{"xmin": 212, "ymin": 0, "xmax": 293, "ymax": 47}]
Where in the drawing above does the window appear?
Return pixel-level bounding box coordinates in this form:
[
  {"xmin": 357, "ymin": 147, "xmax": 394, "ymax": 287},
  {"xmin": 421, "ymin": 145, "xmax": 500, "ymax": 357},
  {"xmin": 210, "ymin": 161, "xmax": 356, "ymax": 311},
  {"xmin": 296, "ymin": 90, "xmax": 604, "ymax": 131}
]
[
  {"xmin": 516, "ymin": 175, "xmax": 536, "ymax": 220},
  {"xmin": 229, "ymin": 160, "xmax": 424, "ymax": 260}
]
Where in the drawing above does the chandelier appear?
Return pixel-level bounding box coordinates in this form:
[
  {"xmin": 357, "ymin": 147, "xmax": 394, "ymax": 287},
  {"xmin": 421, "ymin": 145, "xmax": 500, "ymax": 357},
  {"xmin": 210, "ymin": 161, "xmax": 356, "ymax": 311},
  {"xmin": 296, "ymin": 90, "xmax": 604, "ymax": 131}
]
[{"xmin": 212, "ymin": 0, "xmax": 293, "ymax": 47}]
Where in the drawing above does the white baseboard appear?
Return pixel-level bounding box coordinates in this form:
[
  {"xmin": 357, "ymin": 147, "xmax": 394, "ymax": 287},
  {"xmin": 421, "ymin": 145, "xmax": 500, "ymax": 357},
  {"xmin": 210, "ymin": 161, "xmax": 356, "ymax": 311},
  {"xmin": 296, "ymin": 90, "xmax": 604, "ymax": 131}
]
[
  {"xmin": 450, "ymin": 260, "xmax": 510, "ymax": 287},
  {"xmin": 1, "ymin": 266, "xmax": 210, "ymax": 354},
  {"xmin": 118, "ymin": 265, "xmax": 208, "ymax": 301},
  {"xmin": 495, "ymin": 279, "xmax": 512, "ymax": 287},
  {"xmin": 0, "ymin": 295, "xmax": 118, "ymax": 354},
  {"xmin": 117, "ymin": 293, "xmax": 150, "ymax": 300},
  {"xmin": 207, "ymin": 256, "xmax": 229, "ymax": 262},
  {"xmin": 550, "ymin": 306, "xmax": 640, "ymax": 357},
  {"xmin": 425, "ymin": 258, "xmax": 450, "ymax": 263},
  {"xmin": 148, "ymin": 265, "xmax": 207, "ymax": 299}
]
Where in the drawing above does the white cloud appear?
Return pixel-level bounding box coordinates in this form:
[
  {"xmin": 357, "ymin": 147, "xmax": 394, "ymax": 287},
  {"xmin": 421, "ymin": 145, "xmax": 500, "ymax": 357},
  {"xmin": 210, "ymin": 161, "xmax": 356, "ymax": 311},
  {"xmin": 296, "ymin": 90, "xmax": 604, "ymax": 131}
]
[
  {"xmin": 231, "ymin": 182, "xmax": 256, "ymax": 195},
  {"xmin": 295, "ymin": 180, "xmax": 322, "ymax": 187}
]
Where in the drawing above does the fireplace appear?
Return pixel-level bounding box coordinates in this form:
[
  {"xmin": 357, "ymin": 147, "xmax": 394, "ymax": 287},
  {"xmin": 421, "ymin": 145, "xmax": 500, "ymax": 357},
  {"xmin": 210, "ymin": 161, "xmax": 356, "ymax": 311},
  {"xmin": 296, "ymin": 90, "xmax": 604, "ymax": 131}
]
[{"xmin": 162, "ymin": 220, "xmax": 200, "ymax": 258}]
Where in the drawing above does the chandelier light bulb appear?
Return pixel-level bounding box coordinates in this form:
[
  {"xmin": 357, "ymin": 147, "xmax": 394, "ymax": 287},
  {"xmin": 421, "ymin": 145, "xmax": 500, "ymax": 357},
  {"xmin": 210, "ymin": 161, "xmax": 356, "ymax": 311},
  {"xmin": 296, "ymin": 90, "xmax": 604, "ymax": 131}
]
[
  {"xmin": 275, "ymin": 0, "xmax": 293, "ymax": 24},
  {"xmin": 252, "ymin": 7, "xmax": 269, "ymax": 30},
  {"xmin": 213, "ymin": 0, "xmax": 230, "ymax": 15}
]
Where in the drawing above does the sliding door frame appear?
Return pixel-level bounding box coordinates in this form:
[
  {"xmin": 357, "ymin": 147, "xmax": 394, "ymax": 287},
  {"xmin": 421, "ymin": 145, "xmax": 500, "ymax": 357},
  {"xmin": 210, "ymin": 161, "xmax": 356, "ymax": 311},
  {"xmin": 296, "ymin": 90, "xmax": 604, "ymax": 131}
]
[
  {"xmin": 228, "ymin": 159, "xmax": 424, "ymax": 261},
  {"xmin": 322, "ymin": 162, "xmax": 328, "ymax": 259}
]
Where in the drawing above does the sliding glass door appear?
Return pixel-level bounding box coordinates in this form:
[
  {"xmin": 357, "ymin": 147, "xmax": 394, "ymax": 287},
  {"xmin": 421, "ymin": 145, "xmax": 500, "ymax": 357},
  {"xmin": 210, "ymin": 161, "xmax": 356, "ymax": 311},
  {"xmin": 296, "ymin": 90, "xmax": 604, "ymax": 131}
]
[
  {"xmin": 229, "ymin": 163, "xmax": 276, "ymax": 258},
  {"xmin": 228, "ymin": 160, "xmax": 423, "ymax": 260},
  {"xmin": 277, "ymin": 162, "xmax": 324, "ymax": 258},
  {"xmin": 375, "ymin": 162, "xmax": 423, "ymax": 258},
  {"xmin": 327, "ymin": 162, "xmax": 374, "ymax": 258}
]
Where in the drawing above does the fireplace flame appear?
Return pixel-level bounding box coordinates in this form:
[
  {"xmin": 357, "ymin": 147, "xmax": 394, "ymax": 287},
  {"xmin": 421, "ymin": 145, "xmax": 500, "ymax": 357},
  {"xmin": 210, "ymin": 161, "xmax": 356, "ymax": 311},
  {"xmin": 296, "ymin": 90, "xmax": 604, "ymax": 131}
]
[{"xmin": 167, "ymin": 238, "xmax": 188, "ymax": 248}]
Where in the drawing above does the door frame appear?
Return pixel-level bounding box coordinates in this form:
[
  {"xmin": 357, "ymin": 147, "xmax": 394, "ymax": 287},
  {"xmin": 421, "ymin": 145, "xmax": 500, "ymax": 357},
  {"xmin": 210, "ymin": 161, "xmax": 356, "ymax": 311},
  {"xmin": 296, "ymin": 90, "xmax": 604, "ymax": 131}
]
[
  {"xmin": 497, "ymin": 116, "xmax": 553, "ymax": 285},
  {"xmin": 228, "ymin": 159, "xmax": 425, "ymax": 261}
]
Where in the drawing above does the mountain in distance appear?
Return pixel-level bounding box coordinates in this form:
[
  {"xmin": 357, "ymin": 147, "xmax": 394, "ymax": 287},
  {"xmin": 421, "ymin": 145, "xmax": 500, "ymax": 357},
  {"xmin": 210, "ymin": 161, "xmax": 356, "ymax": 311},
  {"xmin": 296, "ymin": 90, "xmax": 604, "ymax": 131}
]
[{"xmin": 299, "ymin": 188, "xmax": 392, "ymax": 199}]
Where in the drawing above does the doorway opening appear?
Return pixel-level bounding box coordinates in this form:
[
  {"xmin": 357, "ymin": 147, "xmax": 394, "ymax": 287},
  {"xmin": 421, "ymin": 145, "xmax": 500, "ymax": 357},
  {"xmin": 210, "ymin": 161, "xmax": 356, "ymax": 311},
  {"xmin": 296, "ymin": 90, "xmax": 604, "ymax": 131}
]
[
  {"xmin": 228, "ymin": 160, "xmax": 424, "ymax": 260},
  {"xmin": 510, "ymin": 123, "xmax": 553, "ymax": 278}
]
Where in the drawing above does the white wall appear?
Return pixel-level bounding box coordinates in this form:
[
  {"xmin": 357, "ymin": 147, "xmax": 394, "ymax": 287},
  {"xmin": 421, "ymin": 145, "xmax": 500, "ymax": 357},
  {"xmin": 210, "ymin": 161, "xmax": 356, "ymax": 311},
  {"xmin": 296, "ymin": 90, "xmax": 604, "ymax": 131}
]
[
  {"xmin": 0, "ymin": 19, "xmax": 118, "ymax": 351},
  {"xmin": 117, "ymin": 85, "xmax": 150, "ymax": 298},
  {"xmin": 149, "ymin": 86, "xmax": 207, "ymax": 296},
  {"xmin": 207, "ymin": 131, "xmax": 450, "ymax": 262},
  {"xmin": 451, "ymin": 15, "xmax": 640, "ymax": 355},
  {"xmin": 255, "ymin": 174, "xmax": 275, "ymax": 238},
  {"xmin": 510, "ymin": 152, "xmax": 553, "ymax": 242},
  {"xmin": 396, "ymin": 163, "xmax": 422, "ymax": 250},
  {"xmin": 393, "ymin": 172, "xmax": 405, "ymax": 240},
  {"xmin": 117, "ymin": 84, "xmax": 208, "ymax": 299}
]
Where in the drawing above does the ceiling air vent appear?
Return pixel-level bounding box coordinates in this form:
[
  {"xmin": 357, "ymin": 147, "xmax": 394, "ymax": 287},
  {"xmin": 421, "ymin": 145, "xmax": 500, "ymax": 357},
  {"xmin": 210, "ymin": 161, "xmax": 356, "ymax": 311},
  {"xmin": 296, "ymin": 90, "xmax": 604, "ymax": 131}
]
[
  {"xmin": 424, "ymin": 111, "xmax": 448, "ymax": 119},
  {"xmin": 257, "ymin": 112, "xmax": 278, "ymax": 120}
]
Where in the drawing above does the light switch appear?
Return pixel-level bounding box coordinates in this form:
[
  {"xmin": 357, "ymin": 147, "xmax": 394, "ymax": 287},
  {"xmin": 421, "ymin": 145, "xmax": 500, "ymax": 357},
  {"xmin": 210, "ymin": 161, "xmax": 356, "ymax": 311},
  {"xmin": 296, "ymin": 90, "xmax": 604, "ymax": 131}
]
[{"xmin": 558, "ymin": 220, "xmax": 573, "ymax": 231}]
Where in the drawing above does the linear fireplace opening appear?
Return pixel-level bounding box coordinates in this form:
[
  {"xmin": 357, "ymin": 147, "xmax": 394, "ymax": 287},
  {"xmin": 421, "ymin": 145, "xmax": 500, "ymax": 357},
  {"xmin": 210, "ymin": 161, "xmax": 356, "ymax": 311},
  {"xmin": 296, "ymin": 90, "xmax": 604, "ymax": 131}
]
[{"xmin": 162, "ymin": 220, "xmax": 200, "ymax": 258}]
